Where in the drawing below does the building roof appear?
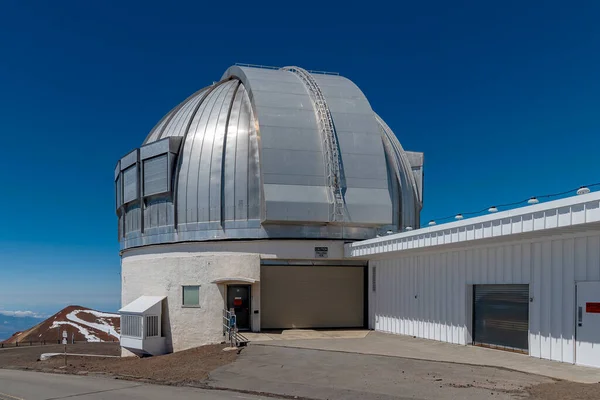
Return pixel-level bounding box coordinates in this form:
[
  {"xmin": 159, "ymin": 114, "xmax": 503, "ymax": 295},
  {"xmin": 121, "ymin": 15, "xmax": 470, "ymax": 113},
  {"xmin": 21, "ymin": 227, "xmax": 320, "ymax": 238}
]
[
  {"xmin": 115, "ymin": 65, "xmax": 423, "ymax": 250},
  {"xmin": 119, "ymin": 296, "xmax": 166, "ymax": 314},
  {"xmin": 346, "ymin": 191, "xmax": 600, "ymax": 258}
]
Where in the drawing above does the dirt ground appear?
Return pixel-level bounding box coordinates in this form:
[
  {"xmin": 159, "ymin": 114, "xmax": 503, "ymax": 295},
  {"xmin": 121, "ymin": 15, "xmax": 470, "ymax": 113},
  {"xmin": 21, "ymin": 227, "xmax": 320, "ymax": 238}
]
[
  {"xmin": 527, "ymin": 381, "xmax": 600, "ymax": 400},
  {"xmin": 0, "ymin": 342, "xmax": 238, "ymax": 386},
  {"xmin": 0, "ymin": 342, "xmax": 120, "ymax": 368}
]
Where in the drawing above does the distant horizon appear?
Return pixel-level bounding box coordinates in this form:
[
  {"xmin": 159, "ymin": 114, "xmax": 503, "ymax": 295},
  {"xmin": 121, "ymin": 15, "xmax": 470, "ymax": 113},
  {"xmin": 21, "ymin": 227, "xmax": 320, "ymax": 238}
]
[{"xmin": 0, "ymin": 302, "xmax": 121, "ymax": 323}]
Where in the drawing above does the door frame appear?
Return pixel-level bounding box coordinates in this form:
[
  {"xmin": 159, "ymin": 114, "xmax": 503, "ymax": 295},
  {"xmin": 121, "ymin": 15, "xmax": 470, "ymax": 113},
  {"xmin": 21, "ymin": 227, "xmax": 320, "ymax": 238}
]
[
  {"xmin": 227, "ymin": 284, "xmax": 251, "ymax": 331},
  {"xmin": 471, "ymin": 284, "xmax": 530, "ymax": 353},
  {"xmin": 574, "ymin": 280, "xmax": 600, "ymax": 367}
]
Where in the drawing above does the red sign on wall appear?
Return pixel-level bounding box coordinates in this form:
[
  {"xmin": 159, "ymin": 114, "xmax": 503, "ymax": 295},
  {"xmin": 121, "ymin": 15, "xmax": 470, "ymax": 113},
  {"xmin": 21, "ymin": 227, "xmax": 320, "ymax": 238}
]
[
  {"xmin": 586, "ymin": 303, "xmax": 600, "ymax": 313},
  {"xmin": 234, "ymin": 297, "xmax": 243, "ymax": 306}
]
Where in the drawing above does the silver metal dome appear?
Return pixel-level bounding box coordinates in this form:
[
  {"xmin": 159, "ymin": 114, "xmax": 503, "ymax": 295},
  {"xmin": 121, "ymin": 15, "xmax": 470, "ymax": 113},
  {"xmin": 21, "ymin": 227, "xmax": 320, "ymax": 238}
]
[{"xmin": 115, "ymin": 65, "xmax": 423, "ymax": 250}]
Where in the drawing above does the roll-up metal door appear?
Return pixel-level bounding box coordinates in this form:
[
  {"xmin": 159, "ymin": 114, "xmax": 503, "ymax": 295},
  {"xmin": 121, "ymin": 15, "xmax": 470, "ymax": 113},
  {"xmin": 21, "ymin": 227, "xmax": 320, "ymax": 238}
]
[
  {"xmin": 473, "ymin": 284, "xmax": 529, "ymax": 352},
  {"xmin": 261, "ymin": 265, "xmax": 364, "ymax": 329}
]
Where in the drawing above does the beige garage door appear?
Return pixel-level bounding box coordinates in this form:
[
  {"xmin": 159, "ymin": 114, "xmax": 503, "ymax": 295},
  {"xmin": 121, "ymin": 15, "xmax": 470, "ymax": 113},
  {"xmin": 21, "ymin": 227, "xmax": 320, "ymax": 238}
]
[{"xmin": 261, "ymin": 265, "xmax": 364, "ymax": 329}]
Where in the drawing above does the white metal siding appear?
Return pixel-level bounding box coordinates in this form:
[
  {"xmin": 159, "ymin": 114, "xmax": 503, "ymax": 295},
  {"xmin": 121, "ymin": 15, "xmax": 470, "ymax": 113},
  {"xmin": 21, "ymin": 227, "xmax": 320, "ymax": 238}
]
[
  {"xmin": 349, "ymin": 192, "xmax": 600, "ymax": 257},
  {"xmin": 371, "ymin": 231, "xmax": 600, "ymax": 364}
]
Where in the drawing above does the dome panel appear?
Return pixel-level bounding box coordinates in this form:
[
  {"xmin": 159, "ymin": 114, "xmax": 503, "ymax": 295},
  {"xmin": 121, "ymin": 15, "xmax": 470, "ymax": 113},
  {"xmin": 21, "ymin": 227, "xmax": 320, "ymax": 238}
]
[
  {"xmin": 144, "ymin": 88, "xmax": 209, "ymax": 144},
  {"xmin": 115, "ymin": 65, "xmax": 423, "ymax": 250},
  {"xmin": 177, "ymin": 80, "xmax": 240, "ymax": 225}
]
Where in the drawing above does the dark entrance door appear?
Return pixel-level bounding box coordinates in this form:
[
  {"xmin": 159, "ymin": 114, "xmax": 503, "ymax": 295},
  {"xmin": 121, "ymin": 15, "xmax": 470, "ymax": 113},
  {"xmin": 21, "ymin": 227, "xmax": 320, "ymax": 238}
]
[
  {"xmin": 227, "ymin": 285, "xmax": 250, "ymax": 331},
  {"xmin": 473, "ymin": 284, "xmax": 529, "ymax": 352}
]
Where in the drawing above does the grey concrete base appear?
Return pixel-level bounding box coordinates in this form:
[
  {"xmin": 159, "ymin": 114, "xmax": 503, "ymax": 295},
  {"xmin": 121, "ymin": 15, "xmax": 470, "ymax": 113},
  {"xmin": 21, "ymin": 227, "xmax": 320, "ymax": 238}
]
[
  {"xmin": 209, "ymin": 344, "xmax": 552, "ymax": 400},
  {"xmin": 257, "ymin": 331, "xmax": 600, "ymax": 383},
  {"xmin": 0, "ymin": 369, "xmax": 281, "ymax": 400}
]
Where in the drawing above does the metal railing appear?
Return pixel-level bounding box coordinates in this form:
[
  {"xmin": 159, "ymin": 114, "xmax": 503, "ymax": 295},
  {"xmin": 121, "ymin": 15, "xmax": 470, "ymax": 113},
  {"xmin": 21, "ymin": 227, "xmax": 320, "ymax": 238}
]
[
  {"xmin": 222, "ymin": 309, "xmax": 247, "ymax": 347},
  {"xmin": 235, "ymin": 62, "xmax": 339, "ymax": 76},
  {"xmin": 282, "ymin": 66, "xmax": 346, "ymax": 222},
  {"xmin": 0, "ymin": 339, "xmax": 118, "ymax": 348},
  {"xmin": 0, "ymin": 340, "xmax": 58, "ymax": 348}
]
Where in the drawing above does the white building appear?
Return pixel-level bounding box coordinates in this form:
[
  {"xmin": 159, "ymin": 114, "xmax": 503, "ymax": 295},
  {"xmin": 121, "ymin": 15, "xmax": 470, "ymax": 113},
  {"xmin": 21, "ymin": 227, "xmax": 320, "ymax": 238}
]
[
  {"xmin": 348, "ymin": 191, "xmax": 600, "ymax": 369},
  {"xmin": 116, "ymin": 64, "xmax": 600, "ymax": 370}
]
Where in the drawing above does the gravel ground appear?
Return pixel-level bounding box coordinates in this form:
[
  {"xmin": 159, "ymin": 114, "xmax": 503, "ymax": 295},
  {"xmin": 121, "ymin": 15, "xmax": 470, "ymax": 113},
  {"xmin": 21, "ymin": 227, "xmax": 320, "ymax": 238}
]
[
  {"xmin": 527, "ymin": 381, "xmax": 600, "ymax": 400},
  {"xmin": 0, "ymin": 342, "xmax": 237, "ymax": 386},
  {"xmin": 38, "ymin": 344, "xmax": 238, "ymax": 385},
  {"xmin": 1, "ymin": 342, "xmax": 599, "ymax": 399},
  {"xmin": 0, "ymin": 342, "xmax": 120, "ymax": 368}
]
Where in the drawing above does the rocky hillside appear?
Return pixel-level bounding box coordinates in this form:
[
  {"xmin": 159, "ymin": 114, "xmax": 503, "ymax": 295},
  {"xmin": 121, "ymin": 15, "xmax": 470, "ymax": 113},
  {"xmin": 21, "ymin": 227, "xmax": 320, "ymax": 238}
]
[{"xmin": 1, "ymin": 306, "xmax": 120, "ymax": 344}]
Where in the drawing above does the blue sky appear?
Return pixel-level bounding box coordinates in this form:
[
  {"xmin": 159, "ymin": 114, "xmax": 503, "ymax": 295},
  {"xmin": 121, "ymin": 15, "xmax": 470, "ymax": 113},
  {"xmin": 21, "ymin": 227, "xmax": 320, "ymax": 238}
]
[{"xmin": 1, "ymin": 1, "xmax": 599, "ymax": 317}]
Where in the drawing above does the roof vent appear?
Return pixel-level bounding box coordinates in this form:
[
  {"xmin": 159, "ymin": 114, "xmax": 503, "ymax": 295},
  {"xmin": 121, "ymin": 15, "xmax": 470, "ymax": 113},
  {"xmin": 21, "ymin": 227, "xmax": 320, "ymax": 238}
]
[
  {"xmin": 488, "ymin": 206, "xmax": 498, "ymax": 213},
  {"xmin": 528, "ymin": 197, "xmax": 539, "ymax": 204},
  {"xmin": 577, "ymin": 186, "xmax": 591, "ymax": 195},
  {"xmin": 428, "ymin": 220, "xmax": 436, "ymax": 226},
  {"xmin": 455, "ymin": 214, "xmax": 464, "ymax": 220}
]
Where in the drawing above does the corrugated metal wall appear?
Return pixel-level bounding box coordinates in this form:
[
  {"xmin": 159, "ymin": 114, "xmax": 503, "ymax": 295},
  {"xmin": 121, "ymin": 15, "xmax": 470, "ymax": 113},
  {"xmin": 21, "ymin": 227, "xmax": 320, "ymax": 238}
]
[{"xmin": 370, "ymin": 231, "xmax": 600, "ymax": 364}]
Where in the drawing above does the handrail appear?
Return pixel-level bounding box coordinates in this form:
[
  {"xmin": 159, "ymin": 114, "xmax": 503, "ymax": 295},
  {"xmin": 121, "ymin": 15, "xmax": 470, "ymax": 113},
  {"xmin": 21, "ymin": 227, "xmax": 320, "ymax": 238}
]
[
  {"xmin": 282, "ymin": 66, "xmax": 346, "ymax": 222},
  {"xmin": 235, "ymin": 62, "xmax": 339, "ymax": 76},
  {"xmin": 223, "ymin": 309, "xmax": 247, "ymax": 347}
]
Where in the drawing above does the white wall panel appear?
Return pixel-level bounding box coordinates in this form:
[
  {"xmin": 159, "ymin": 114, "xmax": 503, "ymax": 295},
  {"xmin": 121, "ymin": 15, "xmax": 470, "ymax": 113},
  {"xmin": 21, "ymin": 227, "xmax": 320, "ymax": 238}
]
[
  {"xmin": 370, "ymin": 230, "xmax": 600, "ymax": 366},
  {"xmin": 540, "ymin": 240, "xmax": 552, "ymax": 360},
  {"xmin": 530, "ymin": 242, "xmax": 542, "ymax": 358},
  {"xmin": 550, "ymin": 240, "xmax": 562, "ymax": 362},
  {"xmin": 587, "ymin": 236, "xmax": 600, "ymax": 281},
  {"xmin": 562, "ymin": 238, "xmax": 575, "ymax": 363}
]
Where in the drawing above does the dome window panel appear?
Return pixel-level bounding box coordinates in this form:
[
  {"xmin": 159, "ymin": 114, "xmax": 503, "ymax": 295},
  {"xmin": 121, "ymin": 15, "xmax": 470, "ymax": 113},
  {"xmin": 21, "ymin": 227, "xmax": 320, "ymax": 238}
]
[
  {"xmin": 123, "ymin": 165, "xmax": 139, "ymax": 204},
  {"xmin": 114, "ymin": 160, "xmax": 122, "ymax": 210},
  {"xmin": 115, "ymin": 174, "xmax": 122, "ymax": 209},
  {"xmin": 143, "ymin": 154, "xmax": 169, "ymax": 196}
]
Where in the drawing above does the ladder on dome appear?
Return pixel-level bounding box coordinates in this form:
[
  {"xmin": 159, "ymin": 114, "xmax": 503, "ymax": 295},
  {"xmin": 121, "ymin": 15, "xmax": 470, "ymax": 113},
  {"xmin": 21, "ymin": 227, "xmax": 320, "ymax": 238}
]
[{"xmin": 281, "ymin": 66, "xmax": 346, "ymax": 223}]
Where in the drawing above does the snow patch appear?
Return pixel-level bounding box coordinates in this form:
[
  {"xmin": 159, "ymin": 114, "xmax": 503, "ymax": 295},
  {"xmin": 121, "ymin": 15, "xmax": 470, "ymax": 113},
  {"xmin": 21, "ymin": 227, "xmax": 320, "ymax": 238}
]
[
  {"xmin": 66, "ymin": 310, "xmax": 120, "ymax": 340},
  {"xmin": 85, "ymin": 310, "xmax": 120, "ymax": 319},
  {"xmin": 50, "ymin": 321, "xmax": 100, "ymax": 342}
]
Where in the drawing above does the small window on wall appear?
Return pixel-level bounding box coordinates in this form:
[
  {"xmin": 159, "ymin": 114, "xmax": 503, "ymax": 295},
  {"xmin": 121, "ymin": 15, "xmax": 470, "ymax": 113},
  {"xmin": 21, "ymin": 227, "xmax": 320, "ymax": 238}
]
[{"xmin": 182, "ymin": 286, "xmax": 200, "ymax": 307}]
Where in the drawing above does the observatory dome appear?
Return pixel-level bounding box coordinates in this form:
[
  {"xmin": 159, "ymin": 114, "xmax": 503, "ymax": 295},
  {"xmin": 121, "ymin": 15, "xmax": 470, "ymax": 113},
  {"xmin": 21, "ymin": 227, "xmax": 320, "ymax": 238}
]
[{"xmin": 115, "ymin": 65, "xmax": 423, "ymax": 249}]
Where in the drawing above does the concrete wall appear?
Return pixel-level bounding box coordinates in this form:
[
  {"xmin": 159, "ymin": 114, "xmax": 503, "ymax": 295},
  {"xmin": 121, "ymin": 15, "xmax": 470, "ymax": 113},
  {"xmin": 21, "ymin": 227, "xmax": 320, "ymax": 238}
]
[
  {"xmin": 123, "ymin": 239, "xmax": 346, "ymax": 260},
  {"xmin": 121, "ymin": 239, "xmax": 351, "ymax": 354},
  {"xmin": 369, "ymin": 229, "xmax": 600, "ymax": 365},
  {"xmin": 122, "ymin": 251, "xmax": 260, "ymax": 353}
]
